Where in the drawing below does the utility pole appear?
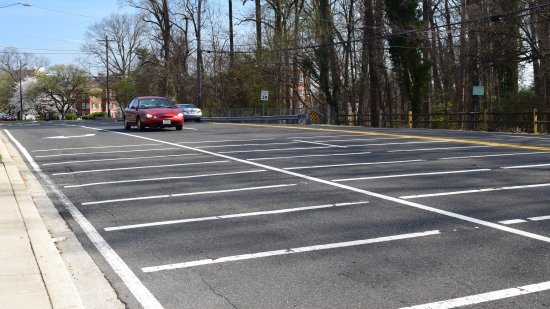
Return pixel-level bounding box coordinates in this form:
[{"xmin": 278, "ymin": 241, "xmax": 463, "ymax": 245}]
[
  {"xmin": 105, "ymin": 35, "xmax": 111, "ymax": 118},
  {"xmin": 18, "ymin": 59, "xmax": 23, "ymax": 121},
  {"xmin": 196, "ymin": 0, "xmax": 202, "ymax": 108}
]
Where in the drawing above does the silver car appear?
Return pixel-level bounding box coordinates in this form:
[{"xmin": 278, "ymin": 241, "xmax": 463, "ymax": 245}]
[{"xmin": 175, "ymin": 104, "xmax": 202, "ymax": 122}]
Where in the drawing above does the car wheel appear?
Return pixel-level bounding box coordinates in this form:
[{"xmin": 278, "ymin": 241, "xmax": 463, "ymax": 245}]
[
  {"xmin": 124, "ymin": 117, "xmax": 131, "ymax": 130},
  {"xmin": 137, "ymin": 117, "xmax": 145, "ymax": 131},
  {"xmin": 175, "ymin": 124, "xmax": 183, "ymax": 131}
]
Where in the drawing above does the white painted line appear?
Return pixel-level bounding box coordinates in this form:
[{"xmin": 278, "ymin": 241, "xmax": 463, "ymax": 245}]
[
  {"xmin": 44, "ymin": 133, "xmax": 95, "ymax": 139},
  {"xmin": 528, "ymin": 215, "xmax": 550, "ymax": 221},
  {"xmin": 400, "ymin": 280, "xmax": 550, "ymax": 309},
  {"xmin": 4, "ymin": 130, "xmax": 163, "ymax": 309},
  {"xmin": 293, "ymin": 139, "xmax": 347, "ymax": 148},
  {"xmin": 82, "ymin": 184, "xmax": 297, "ymax": 205},
  {"xmin": 42, "ymin": 153, "xmax": 199, "ymax": 166},
  {"xmin": 440, "ymin": 151, "xmax": 550, "ymax": 160},
  {"xmin": 180, "ymin": 127, "xmax": 198, "ymax": 130},
  {"xmin": 219, "ymin": 146, "xmax": 330, "ymax": 154},
  {"xmin": 178, "ymin": 138, "xmax": 275, "ymax": 144},
  {"xmin": 333, "ymin": 169, "xmax": 491, "ymax": 182},
  {"xmin": 498, "ymin": 219, "xmax": 528, "ymax": 225},
  {"xmin": 287, "ymin": 134, "xmax": 372, "ymax": 139},
  {"xmin": 315, "ymin": 137, "xmax": 403, "ymax": 142},
  {"xmin": 142, "ymin": 230, "xmax": 440, "ymax": 272},
  {"xmin": 196, "ymin": 141, "xmax": 300, "ymax": 149},
  {"xmin": 502, "ymin": 163, "xmax": 550, "ymax": 169},
  {"xmin": 81, "ymin": 125, "xmax": 550, "ymax": 245},
  {"xmin": 284, "ymin": 159, "xmax": 425, "ymax": 170},
  {"xmin": 400, "ymin": 183, "xmax": 550, "ymax": 199},
  {"xmin": 52, "ymin": 160, "xmax": 229, "ymax": 176},
  {"xmin": 31, "ymin": 143, "xmax": 161, "ymax": 152},
  {"xmin": 352, "ymin": 141, "xmax": 448, "ymax": 147},
  {"xmin": 496, "ymin": 134, "xmax": 550, "ymax": 140},
  {"xmin": 35, "ymin": 147, "xmax": 180, "ymax": 158},
  {"xmin": 104, "ymin": 201, "xmax": 369, "ymax": 231},
  {"xmin": 64, "ymin": 170, "xmax": 266, "ymax": 188},
  {"xmin": 388, "ymin": 145, "xmax": 493, "ymax": 153},
  {"xmin": 247, "ymin": 151, "xmax": 372, "ymax": 161}
]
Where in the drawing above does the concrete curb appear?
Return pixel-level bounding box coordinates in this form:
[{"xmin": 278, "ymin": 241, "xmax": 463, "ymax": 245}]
[{"xmin": 0, "ymin": 131, "xmax": 84, "ymax": 309}]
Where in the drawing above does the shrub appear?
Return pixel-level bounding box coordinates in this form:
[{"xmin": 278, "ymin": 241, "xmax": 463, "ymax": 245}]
[
  {"xmin": 82, "ymin": 112, "xmax": 107, "ymax": 120},
  {"xmin": 65, "ymin": 113, "xmax": 77, "ymax": 120}
]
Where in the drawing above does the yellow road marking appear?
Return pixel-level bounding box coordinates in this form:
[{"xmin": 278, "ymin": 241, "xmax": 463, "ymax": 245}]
[{"xmin": 212, "ymin": 123, "xmax": 550, "ymax": 152}]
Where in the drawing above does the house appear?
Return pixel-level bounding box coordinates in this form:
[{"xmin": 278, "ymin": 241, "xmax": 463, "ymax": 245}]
[{"xmin": 75, "ymin": 88, "xmax": 120, "ymax": 118}]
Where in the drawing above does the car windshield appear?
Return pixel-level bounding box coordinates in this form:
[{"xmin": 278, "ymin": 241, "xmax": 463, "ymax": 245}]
[
  {"xmin": 138, "ymin": 98, "xmax": 174, "ymax": 109},
  {"xmin": 178, "ymin": 104, "xmax": 198, "ymax": 109}
]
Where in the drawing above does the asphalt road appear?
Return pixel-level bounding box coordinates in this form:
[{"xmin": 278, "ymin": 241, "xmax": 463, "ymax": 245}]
[{"xmin": 2, "ymin": 120, "xmax": 550, "ymax": 309}]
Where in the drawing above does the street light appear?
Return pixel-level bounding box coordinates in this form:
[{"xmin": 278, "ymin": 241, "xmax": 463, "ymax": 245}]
[{"xmin": 0, "ymin": 3, "xmax": 31, "ymax": 9}]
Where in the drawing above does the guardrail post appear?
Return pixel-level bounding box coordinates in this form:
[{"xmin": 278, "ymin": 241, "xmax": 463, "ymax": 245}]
[
  {"xmin": 483, "ymin": 109, "xmax": 488, "ymax": 131},
  {"xmin": 534, "ymin": 108, "xmax": 538, "ymax": 134},
  {"xmin": 408, "ymin": 111, "xmax": 413, "ymax": 128}
]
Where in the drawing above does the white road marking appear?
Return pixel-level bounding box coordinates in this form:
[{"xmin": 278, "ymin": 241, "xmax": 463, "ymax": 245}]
[
  {"xmin": 82, "ymin": 184, "xmax": 297, "ymax": 205},
  {"xmin": 440, "ymin": 151, "xmax": 550, "ymax": 160},
  {"xmin": 496, "ymin": 134, "xmax": 550, "ymax": 140},
  {"xmin": 400, "ymin": 280, "xmax": 550, "ymax": 309},
  {"xmin": 82, "ymin": 126, "xmax": 550, "ymax": 244},
  {"xmin": 220, "ymin": 140, "xmax": 445, "ymax": 153},
  {"xmin": 64, "ymin": 170, "xmax": 266, "ymax": 188},
  {"xmin": 498, "ymin": 219, "xmax": 528, "ymax": 225},
  {"xmin": 287, "ymin": 134, "xmax": 372, "ymax": 139},
  {"xmin": 284, "ymin": 159, "xmax": 425, "ymax": 170},
  {"xmin": 180, "ymin": 127, "xmax": 197, "ymax": 130},
  {"xmin": 42, "ymin": 153, "xmax": 199, "ymax": 166},
  {"xmin": 247, "ymin": 151, "xmax": 372, "ymax": 161},
  {"xmin": 44, "ymin": 133, "xmax": 95, "ymax": 139},
  {"xmin": 400, "ymin": 183, "xmax": 550, "ymax": 199},
  {"xmin": 293, "ymin": 139, "xmax": 347, "ymax": 148},
  {"xmin": 196, "ymin": 141, "xmax": 300, "ymax": 149},
  {"xmin": 4, "ymin": 130, "xmax": 163, "ymax": 309},
  {"xmin": 142, "ymin": 230, "xmax": 440, "ymax": 272},
  {"xmin": 35, "ymin": 147, "xmax": 180, "ymax": 158},
  {"xmin": 388, "ymin": 145, "xmax": 492, "ymax": 153},
  {"xmin": 31, "ymin": 143, "xmax": 161, "ymax": 152},
  {"xmin": 353, "ymin": 141, "xmax": 448, "ymax": 147},
  {"xmin": 219, "ymin": 146, "xmax": 330, "ymax": 154},
  {"xmin": 104, "ymin": 201, "xmax": 369, "ymax": 231},
  {"xmin": 178, "ymin": 138, "xmax": 275, "ymax": 144},
  {"xmin": 528, "ymin": 215, "xmax": 550, "ymax": 221},
  {"xmin": 52, "ymin": 160, "xmax": 229, "ymax": 176},
  {"xmin": 314, "ymin": 137, "xmax": 403, "ymax": 142},
  {"xmin": 333, "ymin": 169, "xmax": 491, "ymax": 182},
  {"xmin": 501, "ymin": 163, "xmax": 550, "ymax": 169}
]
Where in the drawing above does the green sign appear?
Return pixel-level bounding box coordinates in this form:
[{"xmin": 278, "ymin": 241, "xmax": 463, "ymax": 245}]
[{"xmin": 473, "ymin": 86, "xmax": 485, "ymax": 96}]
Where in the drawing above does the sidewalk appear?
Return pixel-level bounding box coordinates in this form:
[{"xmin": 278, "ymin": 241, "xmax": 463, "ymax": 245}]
[{"xmin": 0, "ymin": 134, "xmax": 84, "ymax": 308}]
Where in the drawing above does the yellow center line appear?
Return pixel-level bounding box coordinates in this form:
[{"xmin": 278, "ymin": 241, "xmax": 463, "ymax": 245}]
[{"xmin": 211, "ymin": 123, "xmax": 550, "ymax": 152}]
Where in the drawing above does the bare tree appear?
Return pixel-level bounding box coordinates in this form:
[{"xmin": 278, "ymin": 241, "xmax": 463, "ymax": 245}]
[{"xmin": 81, "ymin": 13, "xmax": 147, "ymax": 77}]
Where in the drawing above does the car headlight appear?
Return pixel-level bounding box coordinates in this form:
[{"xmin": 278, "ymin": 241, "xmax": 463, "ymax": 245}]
[
  {"xmin": 145, "ymin": 114, "xmax": 153, "ymax": 119},
  {"xmin": 177, "ymin": 113, "xmax": 184, "ymax": 118}
]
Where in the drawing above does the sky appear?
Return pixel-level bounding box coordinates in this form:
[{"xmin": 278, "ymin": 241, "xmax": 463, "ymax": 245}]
[
  {"xmin": 0, "ymin": 0, "xmax": 253, "ymax": 73},
  {"xmin": 0, "ymin": 0, "xmax": 137, "ymax": 69}
]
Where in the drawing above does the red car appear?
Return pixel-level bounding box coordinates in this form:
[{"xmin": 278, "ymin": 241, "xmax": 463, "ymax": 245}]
[{"xmin": 123, "ymin": 96, "xmax": 184, "ymax": 131}]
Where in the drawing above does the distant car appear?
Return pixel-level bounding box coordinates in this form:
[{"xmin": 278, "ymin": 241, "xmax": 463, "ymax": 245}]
[
  {"xmin": 0, "ymin": 114, "xmax": 16, "ymax": 121},
  {"xmin": 175, "ymin": 104, "xmax": 202, "ymax": 122},
  {"xmin": 123, "ymin": 96, "xmax": 184, "ymax": 131}
]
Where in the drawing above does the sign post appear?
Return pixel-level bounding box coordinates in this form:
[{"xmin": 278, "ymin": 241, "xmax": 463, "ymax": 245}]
[
  {"xmin": 472, "ymin": 86, "xmax": 485, "ymax": 130},
  {"xmin": 260, "ymin": 90, "xmax": 269, "ymax": 116}
]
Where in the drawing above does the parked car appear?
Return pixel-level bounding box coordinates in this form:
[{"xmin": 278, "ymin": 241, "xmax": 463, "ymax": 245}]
[
  {"xmin": 175, "ymin": 103, "xmax": 202, "ymax": 122},
  {"xmin": 0, "ymin": 114, "xmax": 16, "ymax": 121},
  {"xmin": 123, "ymin": 96, "xmax": 184, "ymax": 131}
]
